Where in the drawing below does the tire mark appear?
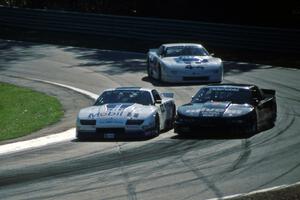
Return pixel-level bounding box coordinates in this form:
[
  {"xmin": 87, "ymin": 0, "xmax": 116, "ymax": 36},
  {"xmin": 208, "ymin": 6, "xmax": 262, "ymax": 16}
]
[
  {"xmin": 256, "ymin": 162, "xmax": 300, "ymax": 189},
  {"xmin": 117, "ymin": 143, "xmax": 137, "ymax": 200},
  {"xmin": 180, "ymin": 157, "xmax": 224, "ymax": 199},
  {"xmin": 228, "ymin": 139, "xmax": 252, "ymax": 172}
]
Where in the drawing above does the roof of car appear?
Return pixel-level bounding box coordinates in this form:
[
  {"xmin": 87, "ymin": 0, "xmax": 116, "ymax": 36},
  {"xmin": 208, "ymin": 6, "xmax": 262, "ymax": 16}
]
[
  {"xmin": 206, "ymin": 83, "xmax": 256, "ymax": 90},
  {"xmin": 115, "ymin": 87, "xmax": 142, "ymax": 90},
  {"xmin": 162, "ymin": 43, "xmax": 204, "ymax": 48},
  {"xmin": 104, "ymin": 87, "xmax": 153, "ymax": 93}
]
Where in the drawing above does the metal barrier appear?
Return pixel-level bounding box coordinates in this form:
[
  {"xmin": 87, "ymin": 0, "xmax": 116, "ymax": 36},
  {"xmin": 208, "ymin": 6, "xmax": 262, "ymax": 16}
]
[{"xmin": 1, "ymin": 6, "xmax": 299, "ymax": 52}]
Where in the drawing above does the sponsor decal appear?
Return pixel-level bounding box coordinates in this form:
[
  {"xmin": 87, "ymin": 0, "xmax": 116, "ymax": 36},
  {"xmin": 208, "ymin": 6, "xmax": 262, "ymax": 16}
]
[
  {"xmin": 185, "ymin": 65, "xmax": 204, "ymax": 70},
  {"xmin": 210, "ymin": 87, "xmax": 240, "ymax": 92},
  {"xmin": 89, "ymin": 112, "xmax": 100, "ymax": 119},
  {"xmin": 201, "ymin": 112, "xmax": 220, "ymax": 117},
  {"xmin": 101, "ymin": 104, "xmax": 131, "ymax": 117},
  {"xmin": 88, "ymin": 104, "xmax": 140, "ymax": 119},
  {"xmin": 186, "ymin": 108, "xmax": 224, "ymax": 113}
]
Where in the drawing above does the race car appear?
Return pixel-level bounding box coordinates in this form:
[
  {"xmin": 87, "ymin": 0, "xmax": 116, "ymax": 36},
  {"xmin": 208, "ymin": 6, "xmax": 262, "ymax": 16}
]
[
  {"xmin": 174, "ymin": 84, "xmax": 277, "ymax": 135},
  {"xmin": 147, "ymin": 43, "xmax": 223, "ymax": 83},
  {"xmin": 76, "ymin": 87, "xmax": 176, "ymax": 140}
]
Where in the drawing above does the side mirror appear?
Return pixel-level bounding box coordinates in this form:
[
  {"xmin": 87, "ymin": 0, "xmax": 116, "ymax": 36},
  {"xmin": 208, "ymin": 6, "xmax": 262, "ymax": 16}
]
[
  {"xmin": 210, "ymin": 53, "xmax": 215, "ymax": 56},
  {"xmin": 252, "ymin": 98, "xmax": 260, "ymax": 106},
  {"xmin": 155, "ymin": 99, "xmax": 162, "ymax": 104}
]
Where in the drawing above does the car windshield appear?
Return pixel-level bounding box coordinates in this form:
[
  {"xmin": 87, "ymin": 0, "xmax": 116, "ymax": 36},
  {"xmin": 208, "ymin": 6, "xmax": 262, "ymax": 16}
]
[
  {"xmin": 94, "ymin": 90, "xmax": 153, "ymax": 106},
  {"xmin": 165, "ymin": 46, "xmax": 209, "ymax": 57},
  {"xmin": 192, "ymin": 87, "xmax": 251, "ymax": 104}
]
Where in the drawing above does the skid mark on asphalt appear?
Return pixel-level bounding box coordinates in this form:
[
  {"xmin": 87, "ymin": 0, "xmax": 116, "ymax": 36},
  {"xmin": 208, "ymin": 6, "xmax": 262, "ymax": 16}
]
[
  {"xmin": 117, "ymin": 143, "xmax": 137, "ymax": 200},
  {"xmin": 180, "ymin": 157, "xmax": 224, "ymax": 199},
  {"xmin": 256, "ymin": 162, "xmax": 300, "ymax": 189},
  {"xmin": 228, "ymin": 139, "xmax": 252, "ymax": 172}
]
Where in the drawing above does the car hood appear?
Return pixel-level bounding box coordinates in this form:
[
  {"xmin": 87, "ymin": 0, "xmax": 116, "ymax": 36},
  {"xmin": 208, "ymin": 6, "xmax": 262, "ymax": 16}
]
[
  {"xmin": 78, "ymin": 103, "xmax": 156, "ymax": 121},
  {"xmin": 162, "ymin": 56, "xmax": 221, "ymax": 67},
  {"xmin": 178, "ymin": 101, "xmax": 254, "ymax": 117}
]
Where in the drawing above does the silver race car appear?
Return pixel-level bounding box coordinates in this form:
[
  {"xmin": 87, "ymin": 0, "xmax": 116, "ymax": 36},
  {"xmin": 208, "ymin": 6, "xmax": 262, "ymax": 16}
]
[
  {"xmin": 76, "ymin": 87, "xmax": 176, "ymax": 140},
  {"xmin": 147, "ymin": 43, "xmax": 223, "ymax": 83}
]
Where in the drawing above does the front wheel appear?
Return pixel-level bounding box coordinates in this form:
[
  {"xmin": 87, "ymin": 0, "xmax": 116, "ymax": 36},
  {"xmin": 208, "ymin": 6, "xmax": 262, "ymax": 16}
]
[
  {"xmin": 147, "ymin": 59, "xmax": 152, "ymax": 79},
  {"xmin": 246, "ymin": 120, "xmax": 257, "ymax": 136},
  {"xmin": 154, "ymin": 115, "xmax": 160, "ymax": 136}
]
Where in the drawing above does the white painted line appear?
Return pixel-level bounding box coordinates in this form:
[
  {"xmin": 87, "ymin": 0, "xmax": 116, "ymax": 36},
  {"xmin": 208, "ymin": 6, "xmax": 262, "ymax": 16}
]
[
  {"xmin": 29, "ymin": 78, "xmax": 99, "ymax": 100},
  {"xmin": 206, "ymin": 181, "xmax": 300, "ymax": 200},
  {"xmin": 0, "ymin": 128, "xmax": 76, "ymax": 155},
  {"xmin": 0, "ymin": 78, "xmax": 99, "ymax": 155}
]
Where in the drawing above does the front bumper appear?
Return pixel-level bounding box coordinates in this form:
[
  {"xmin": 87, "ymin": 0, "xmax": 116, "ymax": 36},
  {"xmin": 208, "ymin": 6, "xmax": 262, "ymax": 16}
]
[
  {"xmin": 162, "ymin": 70, "xmax": 222, "ymax": 83},
  {"xmin": 76, "ymin": 126, "xmax": 157, "ymax": 140},
  {"xmin": 174, "ymin": 115, "xmax": 254, "ymax": 134}
]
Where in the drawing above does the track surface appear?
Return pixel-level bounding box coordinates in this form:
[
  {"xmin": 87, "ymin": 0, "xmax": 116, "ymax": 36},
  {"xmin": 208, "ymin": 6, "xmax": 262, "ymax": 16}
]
[{"xmin": 0, "ymin": 40, "xmax": 299, "ymax": 200}]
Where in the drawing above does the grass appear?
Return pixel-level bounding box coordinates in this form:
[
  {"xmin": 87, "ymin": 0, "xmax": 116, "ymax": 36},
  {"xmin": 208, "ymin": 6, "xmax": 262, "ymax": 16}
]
[{"xmin": 0, "ymin": 82, "xmax": 63, "ymax": 141}]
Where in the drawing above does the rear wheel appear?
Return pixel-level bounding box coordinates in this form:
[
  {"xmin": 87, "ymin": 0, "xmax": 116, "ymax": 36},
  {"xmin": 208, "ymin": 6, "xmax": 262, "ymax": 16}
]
[
  {"xmin": 270, "ymin": 103, "xmax": 277, "ymax": 125},
  {"xmin": 154, "ymin": 115, "xmax": 160, "ymax": 136},
  {"xmin": 147, "ymin": 59, "xmax": 152, "ymax": 79},
  {"xmin": 157, "ymin": 65, "xmax": 162, "ymax": 81},
  {"xmin": 166, "ymin": 105, "xmax": 176, "ymax": 130}
]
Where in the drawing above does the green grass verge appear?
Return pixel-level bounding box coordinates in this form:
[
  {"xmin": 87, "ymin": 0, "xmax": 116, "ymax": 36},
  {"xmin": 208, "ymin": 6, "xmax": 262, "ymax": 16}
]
[{"xmin": 0, "ymin": 82, "xmax": 63, "ymax": 141}]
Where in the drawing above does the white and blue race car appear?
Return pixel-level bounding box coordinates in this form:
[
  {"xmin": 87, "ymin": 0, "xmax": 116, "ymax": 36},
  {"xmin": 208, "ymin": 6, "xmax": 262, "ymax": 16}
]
[
  {"xmin": 147, "ymin": 43, "xmax": 223, "ymax": 83},
  {"xmin": 76, "ymin": 87, "xmax": 176, "ymax": 140}
]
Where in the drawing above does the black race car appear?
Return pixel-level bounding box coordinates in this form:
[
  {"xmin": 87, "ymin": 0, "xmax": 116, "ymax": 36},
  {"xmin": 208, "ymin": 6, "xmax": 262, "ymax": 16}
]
[{"xmin": 174, "ymin": 84, "xmax": 277, "ymax": 135}]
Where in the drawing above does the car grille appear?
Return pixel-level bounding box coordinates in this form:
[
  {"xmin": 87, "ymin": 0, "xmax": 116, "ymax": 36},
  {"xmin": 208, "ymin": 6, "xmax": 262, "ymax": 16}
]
[
  {"xmin": 80, "ymin": 120, "xmax": 96, "ymax": 125},
  {"xmin": 183, "ymin": 76, "xmax": 209, "ymax": 81},
  {"xmin": 126, "ymin": 120, "xmax": 144, "ymax": 125},
  {"xmin": 178, "ymin": 114, "xmax": 223, "ymax": 125},
  {"xmin": 96, "ymin": 128, "xmax": 125, "ymax": 134}
]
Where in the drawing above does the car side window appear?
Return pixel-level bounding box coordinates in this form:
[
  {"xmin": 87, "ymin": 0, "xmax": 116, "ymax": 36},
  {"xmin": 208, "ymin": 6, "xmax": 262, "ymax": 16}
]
[
  {"xmin": 157, "ymin": 46, "xmax": 164, "ymax": 56},
  {"xmin": 152, "ymin": 90, "xmax": 162, "ymax": 101}
]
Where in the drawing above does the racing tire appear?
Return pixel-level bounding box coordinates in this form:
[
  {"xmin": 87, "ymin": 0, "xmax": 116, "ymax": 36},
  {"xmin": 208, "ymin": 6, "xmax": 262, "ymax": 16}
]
[
  {"xmin": 166, "ymin": 105, "xmax": 176, "ymax": 130},
  {"xmin": 154, "ymin": 115, "xmax": 160, "ymax": 136},
  {"xmin": 76, "ymin": 132, "xmax": 86, "ymax": 141},
  {"xmin": 157, "ymin": 65, "xmax": 162, "ymax": 81},
  {"xmin": 147, "ymin": 59, "xmax": 152, "ymax": 79},
  {"xmin": 270, "ymin": 103, "xmax": 277, "ymax": 126},
  {"xmin": 247, "ymin": 120, "xmax": 258, "ymax": 136},
  {"xmin": 171, "ymin": 105, "xmax": 176, "ymax": 125}
]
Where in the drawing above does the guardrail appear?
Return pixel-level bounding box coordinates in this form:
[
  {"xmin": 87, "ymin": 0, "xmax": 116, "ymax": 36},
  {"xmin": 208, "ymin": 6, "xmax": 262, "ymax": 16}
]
[{"xmin": 1, "ymin": 6, "xmax": 300, "ymax": 53}]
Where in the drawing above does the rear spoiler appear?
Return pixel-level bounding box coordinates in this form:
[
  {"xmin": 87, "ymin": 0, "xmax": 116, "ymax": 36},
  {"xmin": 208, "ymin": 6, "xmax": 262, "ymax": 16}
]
[
  {"xmin": 149, "ymin": 48, "xmax": 157, "ymax": 53},
  {"xmin": 262, "ymin": 89, "xmax": 276, "ymax": 97},
  {"xmin": 161, "ymin": 92, "xmax": 174, "ymax": 99}
]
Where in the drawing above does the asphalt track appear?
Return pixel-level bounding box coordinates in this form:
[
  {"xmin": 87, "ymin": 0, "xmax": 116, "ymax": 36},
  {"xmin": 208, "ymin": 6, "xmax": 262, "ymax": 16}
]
[{"xmin": 0, "ymin": 39, "xmax": 300, "ymax": 200}]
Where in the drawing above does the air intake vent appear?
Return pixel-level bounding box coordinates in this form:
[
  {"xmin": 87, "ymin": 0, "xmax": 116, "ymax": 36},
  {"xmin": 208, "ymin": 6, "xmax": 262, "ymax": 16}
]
[
  {"xmin": 126, "ymin": 120, "xmax": 144, "ymax": 125},
  {"xmin": 80, "ymin": 120, "xmax": 96, "ymax": 125}
]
